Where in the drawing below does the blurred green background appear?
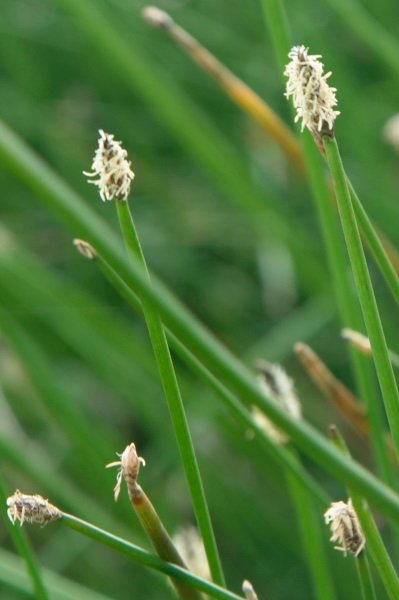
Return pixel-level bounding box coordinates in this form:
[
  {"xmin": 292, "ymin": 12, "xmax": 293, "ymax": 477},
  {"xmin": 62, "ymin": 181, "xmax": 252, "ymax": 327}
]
[{"xmin": 0, "ymin": 0, "xmax": 399, "ymax": 598}]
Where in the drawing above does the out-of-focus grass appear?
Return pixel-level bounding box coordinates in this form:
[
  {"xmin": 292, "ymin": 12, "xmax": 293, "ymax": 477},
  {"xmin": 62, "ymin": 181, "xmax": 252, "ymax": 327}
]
[{"xmin": 0, "ymin": 1, "xmax": 398, "ymax": 599}]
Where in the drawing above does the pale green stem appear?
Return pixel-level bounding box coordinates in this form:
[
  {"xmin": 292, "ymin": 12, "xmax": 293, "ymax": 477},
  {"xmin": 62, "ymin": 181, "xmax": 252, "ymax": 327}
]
[{"xmin": 324, "ymin": 135, "xmax": 399, "ymax": 464}]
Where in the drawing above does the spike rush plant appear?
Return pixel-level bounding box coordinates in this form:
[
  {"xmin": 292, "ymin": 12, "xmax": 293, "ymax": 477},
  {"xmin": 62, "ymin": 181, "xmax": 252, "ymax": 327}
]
[{"xmin": 2, "ymin": 4, "xmax": 399, "ymax": 600}]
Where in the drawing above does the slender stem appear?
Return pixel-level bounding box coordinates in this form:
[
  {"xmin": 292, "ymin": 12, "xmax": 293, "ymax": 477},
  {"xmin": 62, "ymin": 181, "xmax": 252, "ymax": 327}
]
[
  {"xmin": 324, "ymin": 135, "xmax": 399, "ymax": 463},
  {"xmin": 0, "ymin": 475, "xmax": 49, "ymax": 600},
  {"xmin": 349, "ymin": 181, "xmax": 399, "ymax": 307},
  {"xmin": 115, "ymin": 200, "xmax": 225, "ymax": 587},
  {"xmin": 302, "ymin": 135, "xmax": 392, "ymax": 485},
  {"xmin": 259, "ymin": 0, "xmax": 292, "ymax": 68},
  {"xmin": 60, "ymin": 513, "xmax": 244, "ymax": 600},
  {"xmin": 356, "ymin": 554, "xmax": 377, "ymax": 600},
  {"xmin": 354, "ymin": 500, "xmax": 399, "ymax": 600}
]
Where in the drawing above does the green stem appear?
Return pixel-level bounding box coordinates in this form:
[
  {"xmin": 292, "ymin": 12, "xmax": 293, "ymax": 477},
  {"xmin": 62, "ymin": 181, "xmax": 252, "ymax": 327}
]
[
  {"xmin": 303, "ymin": 134, "xmax": 392, "ymax": 487},
  {"xmin": 356, "ymin": 554, "xmax": 377, "ymax": 600},
  {"xmin": 259, "ymin": 0, "xmax": 291, "ymax": 68},
  {"xmin": 60, "ymin": 513, "xmax": 243, "ymax": 600},
  {"xmin": 349, "ymin": 181, "xmax": 399, "ymax": 308},
  {"xmin": 324, "ymin": 135, "xmax": 399, "ymax": 463},
  {"xmin": 0, "ymin": 474, "xmax": 49, "ymax": 600},
  {"xmin": 115, "ymin": 200, "xmax": 224, "ymax": 587},
  {"xmin": 354, "ymin": 500, "xmax": 399, "ymax": 600}
]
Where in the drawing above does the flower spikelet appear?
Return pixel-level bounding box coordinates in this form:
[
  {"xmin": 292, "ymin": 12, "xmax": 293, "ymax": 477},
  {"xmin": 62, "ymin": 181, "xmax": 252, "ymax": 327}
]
[
  {"xmin": 324, "ymin": 499, "xmax": 365, "ymax": 557},
  {"xmin": 252, "ymin": 360, "xmax": 302, "ymax": 444},
  {"xmin": 106, "ymin": 443, "xmax": 146, "ymax": 501},
  {"xmin": 7, "ymin": 490, "xmax": 61, "ymax": 527},
  {"xmin": 242, "ymin": 580, "xmax": 259, "ymax": 600},
  {"xmin": 173, "ymin": 526, "xmax": 211, "ymax": 581},
  {"xmin": 284, "ymin": 45, "xmax": 340, "ymax": 139},
  {"xmin": 84, "ymin": 130, "xmax": 135, "ymax": 201}
]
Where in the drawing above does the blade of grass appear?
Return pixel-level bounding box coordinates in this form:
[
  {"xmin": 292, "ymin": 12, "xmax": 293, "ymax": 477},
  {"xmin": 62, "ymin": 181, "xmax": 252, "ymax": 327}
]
[
  {"xmin": 349, "ymin": 182, "xmax": 399, "ymax": 307},
  {"xmin": 115, "ymin": 199, "xmax": 225, "ymax": 587},
  {"xmin": 323, "ymin": 135, "xmax": 399, "ymax": 463},
  {"xmin": 356, "ymin": 554, "xmax": 377, "ymax": 600}
]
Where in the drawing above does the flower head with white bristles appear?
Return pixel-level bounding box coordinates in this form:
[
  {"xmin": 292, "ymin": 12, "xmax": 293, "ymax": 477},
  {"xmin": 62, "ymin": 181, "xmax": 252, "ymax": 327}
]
[
  {"xmin": 7, "ymin": 490, "xmax": 61, "ymax": 527},
  {"xmin": 84, "ymin": 130, "xmax": 135, "ymax": 201},
  {"xmin": 284, "ymin": 46, "xmax": 340, "ymax": 140},
  {"xmin": 324, "ymin": 499, "xmax": 365, "ymax": 557}
]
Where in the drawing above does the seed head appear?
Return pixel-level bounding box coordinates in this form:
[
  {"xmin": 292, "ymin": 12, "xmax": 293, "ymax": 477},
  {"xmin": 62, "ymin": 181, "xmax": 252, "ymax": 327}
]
[
  {"xmin": 7, "ymin": 490, "xmax": 61, "ymax": 527},
  {"xmin": 252, "ymin": 360, "xmax": 302, "ymax": 444},
  {"xmin": 242, "ymin": 580, "xmax": 258, "ymax": 600},
  {"xmin": 106, "ymin": 443, "xmax": 146, "ymax": 501},
  {"xmin": 324, "ymin": 499, "xmax": 365, "ymax": 557},
  {"xmin": 73, "ymin": 238, "xmax": 97, "ymax": 260},
  {"xmin": 284, "ymin": 46, "xmax": 340, "ymax": 141},
  {"xmin": 383, "ymin": 113, "xmax": 399, "ymax": 152},
  {"xmin": 341, "ymin": 328, "xmax": 372, "ymax": 356},
  {"xmin": 142, "ymin": 6, "xmax": 173, "ymax": 29},
  {"xmin": 84, "ymin": 130, "xmax": 135, "ymax": 201},
  {"xmin": 173, "ymin": 526, "xmax": 211, "ymax": 581}
]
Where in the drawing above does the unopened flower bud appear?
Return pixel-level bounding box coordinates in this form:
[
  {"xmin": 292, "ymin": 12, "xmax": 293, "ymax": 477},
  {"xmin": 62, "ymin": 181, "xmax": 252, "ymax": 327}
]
[
  {"xmin": 106, "ymin": 443, "xmax": 146, "ymax": 501},
  {"xmin": 142, "ymin": 6, "xmax": 174, "ymax": 29},
  {"xmin": 242, "ymin": 580, "xmax": 258, "ymax": 600},
  {"xmin": 341, "ymin": 328, "xmax": 372, "ymax": 356},
  {"xmin": 7, "ymin": 490, "xmax": 61, "ymax": 527},
  {"xmin": 73, "ymin": 239, "xmax": 97, "ymax": 260}
]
